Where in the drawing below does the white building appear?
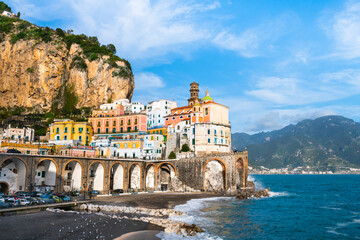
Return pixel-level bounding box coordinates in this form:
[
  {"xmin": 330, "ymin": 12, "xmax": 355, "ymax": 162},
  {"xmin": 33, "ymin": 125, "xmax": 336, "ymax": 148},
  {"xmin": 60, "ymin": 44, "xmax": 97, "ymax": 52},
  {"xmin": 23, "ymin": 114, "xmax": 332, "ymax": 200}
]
[
  {"xmin": 99, "ymin": 99, "xmax": 144, "ymax": 114},
  {"xmin": 1, "ymin": 11, "xmax": 16, "ymax": 18},
  {"xmin": 146, "ymin": 100, "xmax": 177, "ymax": 128},
  {"xmin": 2, "ymin": 125, "xmax": 35, "ymax": 143},
  {"xmin": 143, "ymin": 134, "xmax": 164, "ymax": 159}
]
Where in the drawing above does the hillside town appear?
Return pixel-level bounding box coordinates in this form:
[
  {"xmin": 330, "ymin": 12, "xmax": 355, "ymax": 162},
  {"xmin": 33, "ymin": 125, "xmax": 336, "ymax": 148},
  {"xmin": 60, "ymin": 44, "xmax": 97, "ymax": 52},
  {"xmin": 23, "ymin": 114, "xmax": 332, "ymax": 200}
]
[{"xmin": 0, "ymin": 82, "xmax": 232, "ymax": 160}]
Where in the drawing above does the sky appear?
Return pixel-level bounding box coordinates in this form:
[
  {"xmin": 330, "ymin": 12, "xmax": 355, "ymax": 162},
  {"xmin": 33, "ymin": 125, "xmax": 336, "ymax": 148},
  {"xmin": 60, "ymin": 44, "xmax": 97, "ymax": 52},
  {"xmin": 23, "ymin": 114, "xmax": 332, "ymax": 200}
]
[{"xmin": 8, "ymin": 0, "xmax": 360, "ymax": 133}]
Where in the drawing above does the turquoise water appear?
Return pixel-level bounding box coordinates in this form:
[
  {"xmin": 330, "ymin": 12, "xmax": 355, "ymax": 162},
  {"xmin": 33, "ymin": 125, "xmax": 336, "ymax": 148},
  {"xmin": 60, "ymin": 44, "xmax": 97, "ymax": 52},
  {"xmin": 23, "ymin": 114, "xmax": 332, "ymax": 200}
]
[{"xmin": 160, "ymin": 175, "xmax": 360, "ymax": 239}]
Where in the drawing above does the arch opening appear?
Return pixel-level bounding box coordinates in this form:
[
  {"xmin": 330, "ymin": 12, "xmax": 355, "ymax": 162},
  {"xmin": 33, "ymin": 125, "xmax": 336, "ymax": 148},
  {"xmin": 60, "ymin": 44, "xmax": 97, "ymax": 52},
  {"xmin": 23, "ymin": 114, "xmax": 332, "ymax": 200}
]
[
  {"xmin": 0, "ymin": 182, "xmax": 9, "ymax": 194},
  {"xmin": 35, "ymin": 160, "xmax": 57, "ymax": 192},
  {"xmin": 145, "ymin": 165, "xmax": 155, "ymax": 190},
  {"xmin": 110, "ymin": 163, "xmax": 124, "ymax": 191},
  {"xmin": 204, "ymin": 160, "xmax": 225, "ymax": 192},
  {"xmin": 129, "ymin": 164, "xmax": 141, "ymax": 190},
  {"xmin": 0, "ymin": 158, "xmax": 26, "ymax": 194},
  {"xmin": 63, "ymin": 161, "xmax": 82, "ymax": 192},
  {"xmin": 89, "ymin": 162, "xmax": 104, "ymax": 191},
  {"xmin": 157, "ymin": 163, "xmax": 175, "ymax": 191}
]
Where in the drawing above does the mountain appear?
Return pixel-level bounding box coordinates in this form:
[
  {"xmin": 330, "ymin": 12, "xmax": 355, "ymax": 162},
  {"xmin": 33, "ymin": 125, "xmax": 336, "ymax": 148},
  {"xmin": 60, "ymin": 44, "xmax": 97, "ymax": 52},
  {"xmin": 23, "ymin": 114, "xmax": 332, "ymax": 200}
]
[
  {"xmin": 232, "ymin": 115, "xmax": 360, "ymax": 170},
  {"xmin": 0, "ymin": 2, "xmax": 134, "ymax": 114}
]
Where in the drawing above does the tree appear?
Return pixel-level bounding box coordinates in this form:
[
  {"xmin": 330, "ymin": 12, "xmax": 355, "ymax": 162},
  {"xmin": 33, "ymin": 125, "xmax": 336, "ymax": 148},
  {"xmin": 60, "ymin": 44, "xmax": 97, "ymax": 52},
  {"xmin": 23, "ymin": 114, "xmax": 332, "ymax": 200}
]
[
  {"xmin": 17, "ymin": 12, "xmax": 20, "ymax": 18},
  {"xmin": 55, "ymin": 28, "xmax": 65, "ymax": 37},
  {"xmin": 106, "ymin": 44, "xmax": 116, "ymax": 54},
  {"xmin": 181, "ymin": 144, "xmax": 190, "ymax": 152},
  {"xmin": 0, "ymin": 2, "xmax": 11, "ymax": 12},
  {"xmin": 168, "ymin": 151, "xmax": 176, "ymax": 159}
]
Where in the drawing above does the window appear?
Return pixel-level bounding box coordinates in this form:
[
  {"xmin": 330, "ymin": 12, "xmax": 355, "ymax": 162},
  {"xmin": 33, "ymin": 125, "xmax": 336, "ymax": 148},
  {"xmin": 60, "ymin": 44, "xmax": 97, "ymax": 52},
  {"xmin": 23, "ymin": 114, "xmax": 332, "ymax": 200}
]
[
  {"xmin": 208, "ymin": 129, "xmax": 210, "ymax": 134},
  {"xmin": 113, "ymin": 128, "xmax": 116, "ymax": 133},
  {"xmin": 205, "ymin": 108, "xmax": 208, "ymax": 115},
  {"xmin": 42, "ymin": 171, "xmax": 46, "ymax": 178},
  {"xmin": 215, "ymin": 138, "xmax": 218, "ymax": 144},
  {"xmin": 135, "ymin": 118, "xmax": 138, "ymax": 124},
  {"xmin": 165, "ymin": 106, "xmax": 168, "ymax": 109},
  {"xmin": 87, "ymin": 128, "xmax": 90, "ymax": 134},
  {"xmin": 193, "ymin": 128, "xmax": 195, "ymax": 134},
  {"xmin": 86, "ymin": 136, "xmax": 89, "ymax": 142},
  {"xmin": 121, "ymin": 127, "xmax": 123, "ymax": 133},
  {"xmin": 64, "ymin": 135, "xmax": 67, "ymax": 140},
  {"xmin": 133, "ymin": 143, "xmax": 136, "ymax": 148},
  {"xmin": 221, "ymin": 130, "xmax": 223, "ymax": 135},
  {"xmin": 135, "ymin": 126, "xmax": 138, "ymax": 131},
  {"xmin": 56, "ymin": 127, "xmax": 59, "ymax": 133},
  {"xmin": 166, "ymin": 118, "xmax": 168, "ymax": 121},
  {"xmin": 160, "ymin": 130, "xmax": 163, "ymax": 134},
  {"xmin": 97, "ymin": 121, "xmax": 100, "ymax": 127},
  {"xmin": 79, "ymin": 127, "xmax": 83, "ymax": 133},
  {"xmin": 56, "ymin": 135, "xmax": 60, "ymax": 140},
  {"xmin": 79, "ymin": 136, "xmax": 82, "ymax": 141},
  {"xmin": 172, "ymin": 117, "xmax": 175, "ymax": 120},
  {"xmin": 192, "ymin": 139, "xmax": 195, "ymax": 145},
  {"xmin": 64, "ymin": 127, "xmax": 68, "ymax": 133},
  {"xmin": 156, "ymin": 130, "xmax": 159, "ymax": 134},
  {"xmin": 208, "ymin": 138, "xmax": 210, "ymax": 143},
  {"xmin": 125, "ymin": 143, "xmax": 128, "ymax": 148},
  {"xmin": 127, "ymin": 127, "xmax": 131, "ymax": 132},
  {"xmin": 113, "ymin": 120, "xmax": 116, "ymax": 126},
  {"xmin": 214, "ymin": 130, "xmax": 217, "ymax": 135},
  {"xmin": 128, "ymin": 119, "xmax": 131, "ymax": 125},
  {"xmin": 97, "ymin": 129, "xmax": 100, "ymax": 133},
  {"xmin": 106, "ymin": 128, "xmax": 109, "ymax": 133},
  {"xmin": 73, "ymin": 127, "xmax": 75, "ymax": 133},
  {"xmin": 105, "ymin": 121, "xmax": 109, "ymax": 127},
  {"xmin": 120, "ymin": 120, "xmax": 123, "ymax": 125},
  {"xmin": 180, "ymin": 116, "xmax": 183, "ymax": 119}
]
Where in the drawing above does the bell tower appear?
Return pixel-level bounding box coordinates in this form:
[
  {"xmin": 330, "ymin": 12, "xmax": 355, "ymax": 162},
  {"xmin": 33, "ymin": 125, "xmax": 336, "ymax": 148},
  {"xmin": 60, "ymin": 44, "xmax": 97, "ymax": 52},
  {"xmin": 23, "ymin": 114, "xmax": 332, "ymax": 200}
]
[{"xmin": 188, "ymin": 82, "xmax": 201, "ymax": 105}]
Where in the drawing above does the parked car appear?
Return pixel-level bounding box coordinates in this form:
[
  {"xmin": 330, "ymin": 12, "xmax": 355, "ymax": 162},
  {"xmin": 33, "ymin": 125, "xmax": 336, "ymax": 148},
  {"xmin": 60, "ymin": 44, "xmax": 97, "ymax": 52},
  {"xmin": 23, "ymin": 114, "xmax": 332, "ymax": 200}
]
[
  {"xmin": 5, "ymin": 199, "xmax": 19, "ymax": 207},
  {"xmin": 0, "ymin": 197, "xmax": 5, "ymax": 203},
  {"xmin": 0, "ymin": 202, "xmax": 9, "ymax": 208},
  {"xmin": 40, "ymin": 192, "xmax": 53, "ymax": 199},
  {"xmin": 7, "ymin": 196, "xmax": 18, "ymax": 201},
  {"xmin": 17, "ymin": 194, "xmax": 30, "ymax": 199},
  {"xmin": 41, "ymin": 198, "xmax": 55, "ymax": 204},
  {"xmin": 19, "ymin": 199, "xmax": 31, "ymax": 206},
  {"xmin": 112, "ymin": 189, "xmax": 124, "ymax": 194},
  {"xmin": 71, "ymin": 190, "xmax": 80, "ymax": 196},
  {"xmin": 60, "ymin": 195, "xmax": 71, "ymax": 202},
  {"xmin": 91, "ymin": 190, "xmax": 99, "ymax": 195},
  {"xmin": 7, "ymin": 148, "xmax": 21, "ymax": 154},
  {"xmin": 0, "ymin": 193, "xmax": 4, "ymax": 197},
  {"xmin": 29, "ymin": 198, "xmax": 40, "ymax": 205}
]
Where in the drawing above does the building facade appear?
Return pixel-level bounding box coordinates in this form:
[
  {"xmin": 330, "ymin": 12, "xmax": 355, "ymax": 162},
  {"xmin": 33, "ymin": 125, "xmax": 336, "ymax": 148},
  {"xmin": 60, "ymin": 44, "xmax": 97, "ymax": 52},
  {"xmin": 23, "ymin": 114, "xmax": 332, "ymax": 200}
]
[
  {"xmin": 146, "ymin": 100, "xmax": 177, "ymax": 128},
  {"xmin": 49, "ymin": 119, "xmax": 93, "ymax": 146},
  {"xmin": 2, "ymin": 125, "xmax": 35, "ymax": 143},
  {"xmin": 165, "ymin": 83, "xmax": 231, "ymax": 156}
]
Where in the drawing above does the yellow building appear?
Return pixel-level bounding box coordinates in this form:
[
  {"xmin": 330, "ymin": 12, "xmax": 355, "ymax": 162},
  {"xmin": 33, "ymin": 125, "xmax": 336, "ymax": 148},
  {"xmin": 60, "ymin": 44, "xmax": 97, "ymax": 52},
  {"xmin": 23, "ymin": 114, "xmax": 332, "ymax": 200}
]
[
  {"xmin": 49, "ymin": 119, "xmax": 93, "ymax": 146},
  {"xmin": 147, "ymin": 127, "xmax": 167, "ymax": 141},
  {"xmin": 111, "ymin": 139, "xmax": 143, "ymax": 158}
]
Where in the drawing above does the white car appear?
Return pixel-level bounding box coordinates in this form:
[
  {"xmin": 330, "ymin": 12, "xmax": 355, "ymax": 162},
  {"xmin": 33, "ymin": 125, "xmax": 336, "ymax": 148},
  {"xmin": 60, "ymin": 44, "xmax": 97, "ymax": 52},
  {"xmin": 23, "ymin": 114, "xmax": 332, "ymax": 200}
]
[{"xmin": 19, "ymin": 199, "xmax": 30, "ymax": 206}]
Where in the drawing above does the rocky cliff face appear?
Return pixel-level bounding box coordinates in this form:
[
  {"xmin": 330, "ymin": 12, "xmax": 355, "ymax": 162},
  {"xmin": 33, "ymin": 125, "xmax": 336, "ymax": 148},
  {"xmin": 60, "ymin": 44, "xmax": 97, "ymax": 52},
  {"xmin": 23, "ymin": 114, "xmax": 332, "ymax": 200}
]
[{"xmin": 0, "ymin": 34, "xmax": 134, "ymax": 112}]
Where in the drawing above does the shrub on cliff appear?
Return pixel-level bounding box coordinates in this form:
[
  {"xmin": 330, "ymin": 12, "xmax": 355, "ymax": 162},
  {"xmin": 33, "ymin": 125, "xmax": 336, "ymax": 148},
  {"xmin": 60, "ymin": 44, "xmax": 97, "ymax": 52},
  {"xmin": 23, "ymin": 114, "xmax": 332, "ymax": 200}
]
[
  {"xmin": 0, "ymin": 2, "xmax": 11, "ymax": 12},
  {"xmin": 168, "ymin": 151, "xmax": 176, "ymax": 159}
]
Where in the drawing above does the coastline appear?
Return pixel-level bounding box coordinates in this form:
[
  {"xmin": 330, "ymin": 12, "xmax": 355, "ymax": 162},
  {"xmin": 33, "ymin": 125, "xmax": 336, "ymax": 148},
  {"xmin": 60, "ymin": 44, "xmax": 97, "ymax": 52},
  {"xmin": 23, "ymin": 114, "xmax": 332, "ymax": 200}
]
[{"xmin": 0, "ymin": 192, "xmax": 226, "ymax": 240}]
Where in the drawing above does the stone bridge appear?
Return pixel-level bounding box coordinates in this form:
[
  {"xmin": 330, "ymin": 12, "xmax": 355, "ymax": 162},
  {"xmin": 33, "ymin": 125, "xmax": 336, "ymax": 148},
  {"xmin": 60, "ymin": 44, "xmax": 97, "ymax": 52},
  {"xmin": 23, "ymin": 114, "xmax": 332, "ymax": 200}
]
[{"xmin": 0, "ymin": 152, "xmax": 248, "ymax": 194}]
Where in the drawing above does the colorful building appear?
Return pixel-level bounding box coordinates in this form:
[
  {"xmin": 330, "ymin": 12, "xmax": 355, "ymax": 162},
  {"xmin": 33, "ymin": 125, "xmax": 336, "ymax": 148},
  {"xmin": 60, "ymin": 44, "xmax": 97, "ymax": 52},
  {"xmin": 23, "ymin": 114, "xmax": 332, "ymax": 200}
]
[
  {"xmin": 88, "ymin": 104, "xmax": 147, "ymax": 140},
  {"xmin": 49, "ymin": 119, "xmax": 93, "ymax": 146},
  {"xmin": 112, "ymin": 139, "xmax": 143, "ymax": 158},
  {"xmin": 143, "ymin": 134, "xmax": 164, "ymax": 159},
  {"xmin": 165, "ymin": 82, "xmax": 231, "ymax": 156},
  {"xmin": 1, "ymin": 125, "xmax": 35, "ymax": 143}
]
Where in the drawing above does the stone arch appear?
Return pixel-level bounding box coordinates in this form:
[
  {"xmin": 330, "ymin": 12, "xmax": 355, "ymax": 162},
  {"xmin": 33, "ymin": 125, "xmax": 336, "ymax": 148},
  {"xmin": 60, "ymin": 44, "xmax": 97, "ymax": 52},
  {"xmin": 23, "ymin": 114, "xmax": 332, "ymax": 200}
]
[
  {"xmin": 128, "ymin": 163, "xmax": 142, "ymax": 190},
  {"xmin": 34, "ymin": 158, "xmax": 58, "ymax": 192},
  {"xmin": 236, "ymin": 157, "xmax": 246, "ymax": 189},
  {"xmin": 88, "ymin": 161, "xmax": 105, "ymax": 191},
  {"xmin": 145, "ymin": 163, "xmax": 156, "ymax": 190},
  {"xmin": 63, "ymin": 159, "xmax": 83, "ymax": 192},
  {"xmin": 203, "ymin": 158, "xmax": 227, "ymax": 192},
  {"xmin": 109, "ymin": 162, "xmax": 125, "ymax": 191},
  {"xmin": 156, "ymin": 162, "xmax": 177, "ymax": 191},
  {"xmin": 0, "ymin": 181, "xmax": 10, "ymax": 194},
  {"xmin": 0, "ymin": 157, "xmax": 28, "ymax": 194}
]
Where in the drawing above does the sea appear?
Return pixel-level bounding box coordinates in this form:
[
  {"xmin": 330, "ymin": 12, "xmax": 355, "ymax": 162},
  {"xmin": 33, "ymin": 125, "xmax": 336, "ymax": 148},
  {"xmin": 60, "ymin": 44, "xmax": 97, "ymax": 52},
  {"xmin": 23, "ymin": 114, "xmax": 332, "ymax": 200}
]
[{"xmin": 158, "ymin": 174, "xmax": 360, "ymax": 240}]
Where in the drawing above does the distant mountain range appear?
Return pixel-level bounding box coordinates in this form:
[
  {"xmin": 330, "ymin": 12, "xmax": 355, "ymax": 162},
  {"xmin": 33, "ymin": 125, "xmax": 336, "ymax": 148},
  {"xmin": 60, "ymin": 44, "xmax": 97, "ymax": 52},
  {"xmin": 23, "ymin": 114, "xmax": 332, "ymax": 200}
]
[{"xmin": 232, "ymin": 116, "xmax": 360, "ymax": 170}]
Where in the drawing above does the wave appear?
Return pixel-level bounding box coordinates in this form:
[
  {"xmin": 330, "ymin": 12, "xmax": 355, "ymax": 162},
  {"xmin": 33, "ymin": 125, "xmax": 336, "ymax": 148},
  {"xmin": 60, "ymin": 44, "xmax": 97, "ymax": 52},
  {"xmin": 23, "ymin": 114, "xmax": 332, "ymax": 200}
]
[
  {"xmin": 248, "ymin": 175, "xmax": 265, "ymax": 189},
  {"xmin": 158, "ymin": 197, "xmax": 235, "ymax": 240}
]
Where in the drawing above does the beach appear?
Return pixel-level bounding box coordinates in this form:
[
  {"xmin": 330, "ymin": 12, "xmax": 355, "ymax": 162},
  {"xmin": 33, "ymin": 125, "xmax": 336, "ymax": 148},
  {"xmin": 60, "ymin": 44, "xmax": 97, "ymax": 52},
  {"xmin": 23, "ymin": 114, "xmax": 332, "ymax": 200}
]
[{"xmin": 0, "ymin": 192, "xmax": 223, "ymax": 240}]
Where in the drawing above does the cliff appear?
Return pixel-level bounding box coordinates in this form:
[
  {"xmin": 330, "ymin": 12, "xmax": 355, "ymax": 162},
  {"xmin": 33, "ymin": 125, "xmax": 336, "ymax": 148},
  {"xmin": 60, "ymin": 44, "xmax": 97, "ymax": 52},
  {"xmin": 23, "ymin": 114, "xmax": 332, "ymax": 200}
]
[{"xmin": 0, "ymin": 15, "xmax": 134, "ymax": 113}]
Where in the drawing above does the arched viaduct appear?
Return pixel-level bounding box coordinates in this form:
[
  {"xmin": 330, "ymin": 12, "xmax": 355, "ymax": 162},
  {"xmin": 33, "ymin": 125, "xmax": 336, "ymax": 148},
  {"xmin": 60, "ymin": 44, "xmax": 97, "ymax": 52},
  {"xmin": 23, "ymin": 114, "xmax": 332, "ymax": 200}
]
[{"xmin": 0, "ymin": 152, "xmax": 248, "ymax": 195}]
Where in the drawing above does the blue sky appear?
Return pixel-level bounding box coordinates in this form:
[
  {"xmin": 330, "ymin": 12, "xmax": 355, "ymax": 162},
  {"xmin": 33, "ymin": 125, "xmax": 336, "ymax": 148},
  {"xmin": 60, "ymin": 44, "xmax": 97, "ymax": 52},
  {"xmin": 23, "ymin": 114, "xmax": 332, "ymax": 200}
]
[{"xmin": 9, "ymin": 0, "xmax": 360, "ymax": 133}]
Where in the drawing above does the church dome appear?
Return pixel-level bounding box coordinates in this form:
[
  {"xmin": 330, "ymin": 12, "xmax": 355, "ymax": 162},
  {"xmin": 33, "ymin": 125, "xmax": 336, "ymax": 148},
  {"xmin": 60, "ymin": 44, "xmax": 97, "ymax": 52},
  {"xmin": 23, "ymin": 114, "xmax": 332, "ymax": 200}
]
[{"xmin": 202, "ymin": 89, "xmax": 213, "ymax": 102}]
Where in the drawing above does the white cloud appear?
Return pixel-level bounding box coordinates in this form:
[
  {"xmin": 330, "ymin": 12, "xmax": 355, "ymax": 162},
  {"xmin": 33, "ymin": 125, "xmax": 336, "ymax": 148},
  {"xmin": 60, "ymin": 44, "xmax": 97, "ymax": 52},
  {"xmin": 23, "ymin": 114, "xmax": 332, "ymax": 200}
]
[
  {"xmin": 322, "ymin": 0, "xmax": 360, "ymax": 58},
  {"xmin": 135, "ymin": 72, "xmax": 165, "ymax": 90}
]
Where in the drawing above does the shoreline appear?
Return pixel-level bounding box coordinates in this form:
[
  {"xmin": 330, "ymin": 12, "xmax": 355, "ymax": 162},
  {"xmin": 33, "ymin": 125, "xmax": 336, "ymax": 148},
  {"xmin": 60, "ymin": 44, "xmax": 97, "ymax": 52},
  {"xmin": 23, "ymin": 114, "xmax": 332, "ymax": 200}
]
[{"xmin": 0, "ymin": 192, "xmax": 227, "ymax": 240}]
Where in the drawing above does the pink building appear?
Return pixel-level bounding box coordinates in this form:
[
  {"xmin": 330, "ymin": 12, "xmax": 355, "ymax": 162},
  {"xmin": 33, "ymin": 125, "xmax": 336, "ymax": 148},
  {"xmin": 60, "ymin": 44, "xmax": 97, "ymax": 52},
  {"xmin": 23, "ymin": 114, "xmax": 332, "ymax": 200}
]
[
  {"xmin": 59, "ymin": 146, "xmax": 97, "ymax": 158},
  {"xmin": 89, "ymin": 105, "xmax": 147, "ymax": 139}
]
